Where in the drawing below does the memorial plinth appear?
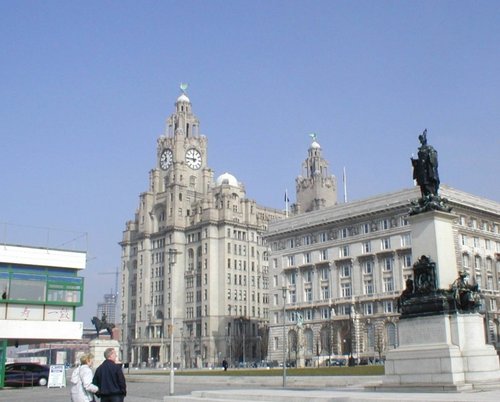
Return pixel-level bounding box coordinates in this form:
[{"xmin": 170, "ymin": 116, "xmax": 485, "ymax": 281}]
[
  {"xmin": 382, "ymin": 208, "xmax": 500, "ymax": 391},
  {"xmin": 410, "ymin": 210, "xmax": 458, "ymax": 289},
  {"xmin": 89, "ymin": 338, "xmax": 121, "ymax": 368}
]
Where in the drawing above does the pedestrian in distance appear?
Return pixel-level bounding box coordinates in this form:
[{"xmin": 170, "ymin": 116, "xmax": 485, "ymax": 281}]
[
  {"xmin": 92, "ymin": 347, "xmax": 127, "ymax": 402},
  {"xmin": 222, "ymin": 359, "xmax": 228, "ymax": 371},
  {"xmin": 70, "ymin": 353, "xmax": 99, "ymax": 402}
]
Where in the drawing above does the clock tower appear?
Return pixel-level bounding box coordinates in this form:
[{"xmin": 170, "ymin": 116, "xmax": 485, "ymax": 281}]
[
  {"xmin": 120, "ymin": 87, "xmax": 284, "ymax": 371},
  {"xmin": 151, "ymin": 88, "xmax": 213, "ymax": 229}
]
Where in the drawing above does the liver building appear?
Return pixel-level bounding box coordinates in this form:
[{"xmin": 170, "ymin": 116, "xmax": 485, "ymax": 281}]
[{"xmin": 120, "ymin": 90, "xmax": 284, "ymax": 368}]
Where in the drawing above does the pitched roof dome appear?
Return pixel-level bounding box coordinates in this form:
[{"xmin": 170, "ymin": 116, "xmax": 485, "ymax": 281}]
[{"xmin": 216, "ymin": 172, "xmax": 239, "ymax": 187}]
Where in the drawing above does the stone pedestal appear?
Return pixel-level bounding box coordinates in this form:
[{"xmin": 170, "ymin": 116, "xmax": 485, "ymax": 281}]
[
  {"xmin": 89, "ymin": 339, "xmax": 121, "ymax": 368},
  {"xmin": 383, "ymin": 314, "xmax": 500, "ymax": 390},
  {"xmin": 410, "ymin": 210, "xmax": 458, "ymax": 289}
]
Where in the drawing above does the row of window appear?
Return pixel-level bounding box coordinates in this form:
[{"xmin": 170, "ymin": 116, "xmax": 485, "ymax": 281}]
[
  {"xmin": 461, "ymin": 235, "xmax": 500, "ymax": 252},
  {"xmin": 281, "ymin": 256, "xmax": 411, "ymax": 282},
  {"xmin": 279, "ymin": 235, "xmax": 411, "ymax": 267},
  {"xmin": 275, "ymin": 217, "xmax": 410, "ymax": 251},
  {"xmin": 272, "ymin": 300, "xmax": 396, "ymax": 325},
  {"xmin": 462, "ymin": 254, "xmax": 499, "ymax": 272},
  {"xmin": 0, "ymin": 271, "xmax": 83, "ymax": 306},
  {"xmin": 226, "ymin": 273, "xmax": 262, "ymax": 288},
  {"xmin": 459, "ymin": 216, "xmax": 499, "ymax": 233},
  {"xmin": 279, "ymin": 276, "xmax": 396, "ymax": 303}
]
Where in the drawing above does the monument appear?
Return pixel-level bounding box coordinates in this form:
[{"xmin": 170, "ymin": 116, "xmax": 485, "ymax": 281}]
[
  {"xmin": 88, "ymin": 314, "xmax": 120, "ymax": 367},
  {"xmin": 382, "ymin": 130, "xmax": 500, "ymax": 391}
]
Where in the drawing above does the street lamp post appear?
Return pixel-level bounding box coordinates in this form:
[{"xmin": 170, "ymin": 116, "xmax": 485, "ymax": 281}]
[
  {"xmin": 281, "ymin": 286, "xmax": 287, "ymax": 388},
  {"xmin": 348, "ymin": 304, "xmax": 355, "ymax": 367},
  {"xmin": 168, "ymin": 248, "xmax": 179, "ymax": 396}
]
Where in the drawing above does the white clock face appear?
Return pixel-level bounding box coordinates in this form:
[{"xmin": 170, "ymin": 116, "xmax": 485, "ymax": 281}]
[
  {"xmin": 185, "ymin": 148, "xmax": 202, "ymax": 170},
  {"xmin": 160, "ymin": 148, "xmax": 173, "ymax": 170}
]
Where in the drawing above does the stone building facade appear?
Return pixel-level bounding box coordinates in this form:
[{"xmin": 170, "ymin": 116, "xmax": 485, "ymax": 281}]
[
  {"xmin": 265, "ymin": 138, "xmax": 500, "ymax": 367},
  {"xmin": 119, "ymin": 91, "xmax": 284, "ymax": 368},
  {"xmin": 120, "ymin": 90, "xmax": 500, "ymax": 369}
]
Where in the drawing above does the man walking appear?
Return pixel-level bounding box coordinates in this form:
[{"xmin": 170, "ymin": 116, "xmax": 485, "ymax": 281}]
[{"xmin": 93, "ymin": 347, "xmax": 127, "ymax": 402}]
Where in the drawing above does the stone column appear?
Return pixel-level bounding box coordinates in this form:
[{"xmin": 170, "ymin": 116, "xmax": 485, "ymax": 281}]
[{"xmin": 409, "ymin": 210, "xmax": 458, "ymax": 289}]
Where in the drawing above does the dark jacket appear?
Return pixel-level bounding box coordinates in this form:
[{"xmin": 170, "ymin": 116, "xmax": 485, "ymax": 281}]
[{"xmin": 92, "ymin": 359, "xmax": 126, "ymax": 397}]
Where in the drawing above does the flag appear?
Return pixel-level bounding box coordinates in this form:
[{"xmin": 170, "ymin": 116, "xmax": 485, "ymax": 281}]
[{"xmin": 284, "ymin": 189, "xmax": 290, "ymax": 218}]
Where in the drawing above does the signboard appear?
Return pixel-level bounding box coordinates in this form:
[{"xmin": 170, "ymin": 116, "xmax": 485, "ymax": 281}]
[{"xmin": 47, "ymin": 364, "xmax": 66, "ymax": 388}]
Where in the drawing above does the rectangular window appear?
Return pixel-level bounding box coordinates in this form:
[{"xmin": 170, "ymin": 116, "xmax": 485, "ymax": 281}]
[
  {"xmin": 362, "ymin": 241, "xmax": 371, "ymax": 253},
  {"xmin": 340, "ymin": 264, "xmax": 351, "ymax": 278},
  {"xmin": 287, "ymin": 255, "xmax": 295, "ymax": 267},
  {"xmin": 403, "ymin": 255, "xmax": 412, "ymax": 268},
  {"xmin": 384, "ymin": 300, "xmax": 394, "ymax": 313},
  {"xmin": 381, "ymin": 237, "xmax": 391, "ymax": 250},
  {"xmin": 383, "ymin": 257, "xmax": 393, "ymax": 272},
  {"xmin": 340, "ymin": 245, "xmax": 350, "ymax": 257},
  {"xmin": 401, "ymin": 233, "xmax": 411, "ymax": 247},
  {"xmin": 363, "ymin": 260, "xmax": 373, "ymax": 274},
  {"xmin": 10, "ymin": 273, "xmax": 47, "ymax": 302},
  {"xmin": 304, "ymin": 288, "xmax": 312, "ymax": 301},
  {"xmin": 303, "ymin": 252, "xmax": 311, "ymax": 264},
  {"xmin": 383, "ymin": 277, "xmax": 394, "ymax": 292},
  {"xmin": 341, "ymin": 282, "xmax": 352, "ymax": 298},
  {"xmin": 461, "ymin": 235, "xmax": 468, "ymax": 246},
  {"xmin": 362, "ymin": 223, "xmax": 370, "ymax": 234},
  {"xmin": 321, "ymin": 287, "xmax": 329, "ymax": 300},
  {"xmin": 319, "ymin": 249, "xmax": 328, "ymax": 261},
  {"xmin": 364, "ymin": 303, "xmax": 373, "ymax": 315},
  {"xmin": 320, "ymin": 268, "xmax": 329, "ymax": 280},
  {"xmin": 364, "ymin": 280, "xmax": 373, "ymax": 295},
  {"xmin": 319, "ymin": 232, "xmax": 328, "ymax": 242}
]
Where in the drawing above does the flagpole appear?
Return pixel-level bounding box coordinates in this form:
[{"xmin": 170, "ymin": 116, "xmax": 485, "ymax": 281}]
[
  {"xmin": 343, "ymin": 167, "xmax": 347, "ymax": 203},
  {"xmin": 285, "ymin": 189, "xmax": 289, "ymax": 218}
]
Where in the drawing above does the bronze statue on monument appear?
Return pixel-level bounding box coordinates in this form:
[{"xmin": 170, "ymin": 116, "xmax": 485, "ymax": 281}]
[
  {"xmin": 410, "ymin": 129, "xmax": 452, "ymax": 215},
  {"xmin": 92, "ymin": 313, "xmax": 115, "ymax": 338}
]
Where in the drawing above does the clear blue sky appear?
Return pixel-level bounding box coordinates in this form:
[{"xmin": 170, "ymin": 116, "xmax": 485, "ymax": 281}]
[{"xmin": 1, "ymin": 1, "xmax": 499, "ymax": 323}]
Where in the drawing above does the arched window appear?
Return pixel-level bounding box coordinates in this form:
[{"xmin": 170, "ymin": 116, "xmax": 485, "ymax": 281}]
[
  {"xmin": 320, "ymin": 326, "xmax": 332, "ymax": 354},
  {"xmin": 304, "ymin": 328, "xmax": 314, "ymax": 354},
  {"xmin": 366, "ymin": 324, "xmax": 375, "ymax": 348},
  {"xmin": 386, "ymin": 323, "xmax": 397, "ymax": 348}
]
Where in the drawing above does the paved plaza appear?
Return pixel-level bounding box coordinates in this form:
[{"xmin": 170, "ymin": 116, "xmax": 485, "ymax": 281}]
[{"xmin": 1, "ymin": 373, "xmax": 500, "ymax": 402}]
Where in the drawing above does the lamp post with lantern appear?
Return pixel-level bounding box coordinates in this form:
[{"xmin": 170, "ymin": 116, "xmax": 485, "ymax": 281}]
[
  {"xmin": 281, "ymin": 285, "xmax": 287, "ymax": 388},
  {"xmin": 168, "ymin": 248, "xmax": 180, "ymax": 396}
]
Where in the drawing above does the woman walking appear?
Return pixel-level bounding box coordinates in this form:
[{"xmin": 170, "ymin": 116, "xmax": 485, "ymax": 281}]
[{"xmin": 70, "ymin": 353, "xmax": 99, "ymax": 402}]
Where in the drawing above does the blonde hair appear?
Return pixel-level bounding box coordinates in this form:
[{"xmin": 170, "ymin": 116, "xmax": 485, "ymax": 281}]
[{"xmin": 80, "ymin": 353, "xmax": 94, "ymax": 365}]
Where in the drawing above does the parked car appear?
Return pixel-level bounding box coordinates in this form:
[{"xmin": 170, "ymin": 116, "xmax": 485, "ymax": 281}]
[{"xmin": 4, "ymin": 363, "xmax": 50, "ymax": 387}]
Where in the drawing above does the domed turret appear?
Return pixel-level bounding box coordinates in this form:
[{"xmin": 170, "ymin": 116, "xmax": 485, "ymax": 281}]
[{"xmin": 216, "ymin": 172, "xmax": 239, "ymax": 187}]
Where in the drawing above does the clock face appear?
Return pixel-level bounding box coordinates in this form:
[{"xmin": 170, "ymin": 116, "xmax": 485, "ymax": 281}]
[
  {"xmin": 185, "ymin": 148, "xmax": 202, "ymax": 170},
  {"xmin": 160, "ymin": 148, "xmax": 173, "ymax": 170}
]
